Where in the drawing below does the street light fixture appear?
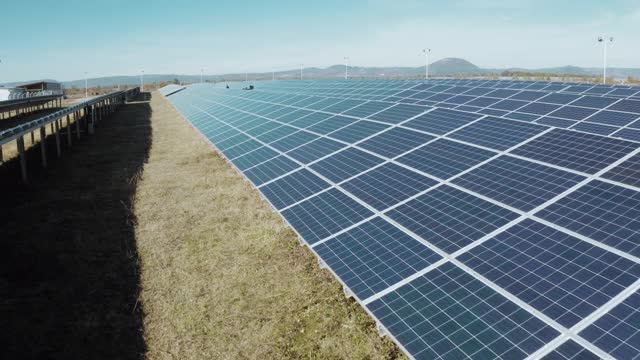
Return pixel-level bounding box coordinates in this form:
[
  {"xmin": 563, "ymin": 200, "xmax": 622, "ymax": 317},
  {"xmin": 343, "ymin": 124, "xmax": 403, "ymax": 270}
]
[
  {"xmin": 422, "ymin": 49, "xmax": 431, "ymax": 80},
  {"xmin": 597, "ymin": 36, "xmax": 613, "ymax": 84}
]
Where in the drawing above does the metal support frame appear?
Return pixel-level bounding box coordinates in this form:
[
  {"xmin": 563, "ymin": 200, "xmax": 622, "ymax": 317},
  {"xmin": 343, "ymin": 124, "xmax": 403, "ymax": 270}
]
[
  {"xmin": 17, "ymin": 136, "xmax": 27, "ymax": 183},
  {"xmin": 40, "ymin": 127, "xmax": 47, "ymax": 169}
]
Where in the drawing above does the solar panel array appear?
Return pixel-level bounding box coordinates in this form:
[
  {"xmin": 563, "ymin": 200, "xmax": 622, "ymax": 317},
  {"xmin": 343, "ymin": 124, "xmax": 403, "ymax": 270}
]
[
  {"xmin": 163, "ymin": 79, "xmax": 640, "ymax": 360},
  {"xmin": 158, "ymin": 84, "xmax": 187, "ymax": 97}
]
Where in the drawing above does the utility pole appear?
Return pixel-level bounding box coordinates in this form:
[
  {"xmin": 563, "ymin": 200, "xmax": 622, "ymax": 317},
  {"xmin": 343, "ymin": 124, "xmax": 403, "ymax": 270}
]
[
  {"xmin": 422, "ymin": 48, "xmax": 431, "ymax": 79},
  {"xmin": 597, "ymin": 36, "xmax": 613, "ymax": 84},
  {"xmin": 344, "ymin": 56, "xmax": 349, "ymax": 80}
]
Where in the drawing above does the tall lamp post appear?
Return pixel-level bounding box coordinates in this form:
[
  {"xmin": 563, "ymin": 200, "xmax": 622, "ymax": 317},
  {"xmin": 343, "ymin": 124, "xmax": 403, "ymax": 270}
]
[
  {"xmin": 141, "ymin": 70, "xmax": 144, "ymax": 92},
  {"xmin": 344, "ymin": 56, "xmax": 349, "ymax": 80},
  {"xmin": 597, "ymin": 36, "xmax": 613, "ymax": 84},
  {"xmin": 84, "ymin": 72, "xmax": 88, "ymax": 99},
  {"xmin": 422, "ymin": 48, "xmax": 431, "ymax": 80}
]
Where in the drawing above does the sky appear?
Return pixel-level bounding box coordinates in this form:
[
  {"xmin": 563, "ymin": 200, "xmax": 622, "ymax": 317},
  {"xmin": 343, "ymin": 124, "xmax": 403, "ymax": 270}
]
[{"xmin": 1, "ymin": 0, "xmax": 639, "ymax": 83}]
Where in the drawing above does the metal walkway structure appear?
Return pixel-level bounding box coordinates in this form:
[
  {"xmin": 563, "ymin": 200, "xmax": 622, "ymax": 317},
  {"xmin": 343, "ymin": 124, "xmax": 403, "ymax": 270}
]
[{"xmin": 0, "ymin": 87, "xmax": 140, "ymax": 183}]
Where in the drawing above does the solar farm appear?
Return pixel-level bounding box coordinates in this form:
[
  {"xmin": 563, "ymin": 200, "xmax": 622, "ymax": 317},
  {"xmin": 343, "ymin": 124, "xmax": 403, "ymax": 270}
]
[{"xmin": 159, "ymin": 78, "xmax": 640, "ymax": 360}]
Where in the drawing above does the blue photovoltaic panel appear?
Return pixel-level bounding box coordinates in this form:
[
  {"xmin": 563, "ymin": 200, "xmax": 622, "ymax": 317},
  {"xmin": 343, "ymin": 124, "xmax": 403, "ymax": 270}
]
[
  {"xmin": 485, "ymin": 88, "xmax": 520, "ymax": 98},
  {"xmin": 266, "ymin": 106, "xmax": 298, "ymax": 120},
  {"xmin": 442, "ymin": 94, "xmax": 475, "ymax": 105},
  {"xmin": 403, "ymin": 108, "xmax": 482, "ymax": 135},
  {"xmin": 358, "ymin": 127, "xmax": 435, "ymax": 158},
  {"xmin": 579, "ymin": 289, "xmax": 640, "ymax": 360},
  {"xmin": 614, "ymin": 128, "xmax": 640, "ymax": 142},
  {"xmin": 322, "ymin": 99, "xmax": 366, "ymax": 114},
  {"xmin": 307, "ymin": 115, "xmax": 356, "ymax": 134},
  {"xmin": 518, "ymin": 102, "xmax": 561, "ymax": 116},
  {"xmin": 548, "ymin": 106, "xmax": 598, "ymax": 121},
  {"xmin": 217, "ymin": 133, "xmax": 252, "ymax": 151},
  {"xmin": 245, "ymin": 121, "xmax": 281, "ymax": 136},
  {"xmin": 280, "ymin": 188, "xmax": 373, "ymax": 245},
  {"xmin": 309, "ymin": 147, "xmax": 384, "ymax": 183},
  {"xmin": 397, "ymin": 139, "xmax": 496, "ymax": 180},
  {"xmin": 243, "ymin": 155, "xmax": 299, "ymax": 186},
  {"xmin": 570, "ymin": 122, "xmax": 617, "ymax": 136},
  {"xmin": 367, "ymin": 104, "xmax": 426, "ymax": 124},
  {"xmin": 452, "ymin": 156, "xmax": 586, "ymax": 211},
  {"xmin": 277, "ymin": 109, "xmax": 314, "ymax": 123},
  {"xmin": 314, "ymin": 217, "xmax": 442, "ymax": 299},
  {"xmin": 259, "ymin": 168, "xmax": 331, "ymax": 209},
  {"xmin": 448, "ymin": 117, "xmax": 548, "ymax": 151},
  {"xmin": 535, "ymin": 117, "xmax": 577, "ymax": 129},
  {"xmin": 490, "ymin": 99, "xmax": 528, "ymax": 111},
  {"xmin": 232, "ymin": 146, "xmax": 279, "ymax": 171},
  {"xmin": 342, "ymin": 101, "xmax": 393, "ymax": 118},
  {"xmin": 510, "ymin": 91, "xmax": 547, "ymax": 101},
  {"xmin": 479, "ymin": 108, "xmax": 509, "ymax": 117},
  {"xmin": 289, "ymin": 111, "xmax": 334, "ymax": 128},
  {"xmin": 602, "ymin": 153, "xmax": 640, "ymax": 188},
  {"xmin": 586, "ymin": 111, "xmax": 639, "ymax": 127},
  {"xmin": 256, "ymin": 125, "xmax": 298, "ymax": 143},
  {"xmin": 224, "ymin": 139, "xmax": 262, "ymax": 159},
  {"xmin": 539, "ymin": 93, "xmax": 581, "ymax": 105},
  {"xmin": 570, "ymin": 95, "xmax": 618, "ymax": 109},
  {"xmin": 386, "ymin": 185, "xmax": 519, "ymax": 254},
  {"xmin": 462, "ymin": 86, "xmax": 494, "ymax": 96},
  {"xmin": 367, "ymin": 262, "xmax": 559, "ymax": 360},
  {"xmin": 505, "ymin": 112, "xmax": 540, "ymax": 122},
  {"xmin": 306, "ymin": 97, "xmax": 342, "ymax": 110},
  {"xmin": 293, "ymin": 96, "xmax": 326, "ymax": 108},
  {"xmin": 510, "ymin": 129, "xmax": 637, "ymax": 174},
  {"xmin": 425, "ymin": 93, "xmax": 454, "ymax": 102},
  {"xmin": 342, "ymin": 163, "xmax": 439, "ymax": 211},
  {"xmin": 608, "ymin": 99, "xmax": 640, "ymax": 114},
  {"xmin": 270, "ymin": 130, "xmax": 318, "ymax": 152},
  {"xmin": 465, "ymin": 97, "xmax": 501, "ymax": 107},
  {"xmin": 286, "ymin": 137, "xmax": 346, "ymax": 163},
  {"xmin": 328, "ymin": 120, "xmax": 390, "ymax": 143},
  {"xmin": 540, "ymin": 340, "xmax": 599, "ymax": 360},
  {"xmin": 458, "ymin": 219, "xmax": 640, "ymax": 327},
  {"xmin": 535, "ymin": 180, "xmax": 640, "ymax": 258}
]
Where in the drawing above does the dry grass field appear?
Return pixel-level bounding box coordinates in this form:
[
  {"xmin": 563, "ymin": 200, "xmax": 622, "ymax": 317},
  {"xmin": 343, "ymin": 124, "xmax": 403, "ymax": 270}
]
[
  {"xmin": 135, "ymin": 94, "xmax": 404, "ymax": 359},
  {"xmin": 0, "ymin": 92, "xmax": 404, "ymax": 359}
]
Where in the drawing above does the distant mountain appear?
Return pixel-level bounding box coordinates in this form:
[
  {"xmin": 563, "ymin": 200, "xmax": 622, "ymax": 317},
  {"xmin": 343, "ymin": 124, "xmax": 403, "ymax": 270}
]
[{"xmin": 3, "ymin": 58, "xmax": 639, "ymax": 88}]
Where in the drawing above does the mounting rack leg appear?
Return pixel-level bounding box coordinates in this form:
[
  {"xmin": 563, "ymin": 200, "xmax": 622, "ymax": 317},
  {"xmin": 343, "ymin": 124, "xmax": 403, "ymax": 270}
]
[
  {"xmin": 343, "ymin": 286, "xmax": 354, "ymax": 299},
  {"xmin": 376, "ymin": 322, "xmax": 388, "ymax": 338}
]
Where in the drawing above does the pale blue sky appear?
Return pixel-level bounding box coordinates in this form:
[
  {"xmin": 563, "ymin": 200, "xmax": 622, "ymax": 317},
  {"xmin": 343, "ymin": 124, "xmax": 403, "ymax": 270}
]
[{"xmin": 1, "ymin": 0, "xmax": 639, "ymax": 82}]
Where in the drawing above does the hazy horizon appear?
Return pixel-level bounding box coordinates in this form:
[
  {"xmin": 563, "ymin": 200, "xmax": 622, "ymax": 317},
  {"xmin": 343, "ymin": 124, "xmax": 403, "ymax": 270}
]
[{"xmin": 2, "ymin": 0, "xmax": 639, "ymax": 83}]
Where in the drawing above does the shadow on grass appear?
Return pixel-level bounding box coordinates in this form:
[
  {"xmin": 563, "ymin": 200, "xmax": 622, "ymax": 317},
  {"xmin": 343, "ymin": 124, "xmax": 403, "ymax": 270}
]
[{"xmin": 0, "ymin": 93, "xmax": 153, "ymax": 359}]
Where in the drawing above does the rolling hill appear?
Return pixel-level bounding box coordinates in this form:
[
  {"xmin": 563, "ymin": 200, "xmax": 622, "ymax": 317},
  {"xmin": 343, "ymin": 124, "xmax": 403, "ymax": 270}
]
[{"xmin": 3, "ymin": 58, "xmax": 639, "ymax": 88}]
